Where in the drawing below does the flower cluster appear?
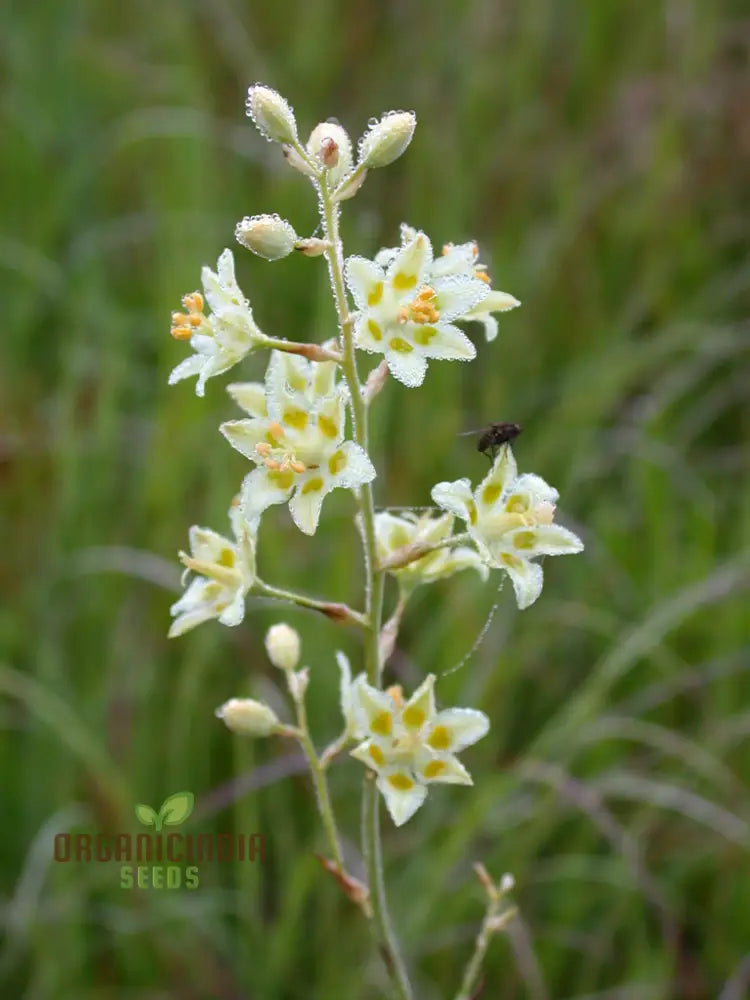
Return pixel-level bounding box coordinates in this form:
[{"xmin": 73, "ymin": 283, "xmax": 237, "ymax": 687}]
[{"xmin": 164, "ymin": 82, "xmax": 585, "ymax": 845}]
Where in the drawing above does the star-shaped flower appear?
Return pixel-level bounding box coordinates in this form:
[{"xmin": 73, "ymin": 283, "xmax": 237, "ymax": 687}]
[
  {"xmin": 374, "ymin": 510, "xmax": 488, "ymax": 591},
  {"xmin": 169, "ymin": 505, "xmax": 256, "ymax": 637},
  {"xmin": 432, "ymin": 445, "xmax": 583, "ymax": 609},
  {"xmin": 375, "ymin": 224, "xmax": 520, "ymax": 343},
  {"xmin": 168, "ymin": 249, "xmax": 269, "ymax": 396},
  {"xmin": 220, "ymin": 351, "xmax": 375, "ymax": 535},
  {"xmin": 348, "ymin": 674, "xmax": 489, "ymax": 826},
  {"xmin": 344, "ymin": 230, "xmax": 488, "ymax": 387}
]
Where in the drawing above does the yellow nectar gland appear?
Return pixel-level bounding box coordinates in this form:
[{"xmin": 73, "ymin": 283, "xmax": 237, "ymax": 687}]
[
  {"xmin": 171, "ymin": 291, "xmax": 205, "ymax": 340},
  {"xmin": 397, "ymin": 287, "xmax": 440, "ymax": 325}
]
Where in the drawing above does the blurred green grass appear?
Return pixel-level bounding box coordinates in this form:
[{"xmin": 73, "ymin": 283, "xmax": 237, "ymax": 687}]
[{"xmin": 2, "ymin": 0, "xmax": 749, "ymax": 997}]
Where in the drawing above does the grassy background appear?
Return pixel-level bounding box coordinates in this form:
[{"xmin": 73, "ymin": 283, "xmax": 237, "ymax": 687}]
[{"xmin": 2, "ymin": 0, "xmax": 749, "ymax": 997}]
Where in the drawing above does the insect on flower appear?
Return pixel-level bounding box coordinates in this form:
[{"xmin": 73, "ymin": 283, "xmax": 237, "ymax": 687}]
[{"xmin": 459, "ymin": 422, "xmax": 522, "ymax": 462}]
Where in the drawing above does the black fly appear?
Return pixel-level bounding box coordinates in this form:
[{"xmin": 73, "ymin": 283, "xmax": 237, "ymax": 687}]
[{"xmin": 459, "ymin": 422, "xmax": 522, "ymax": 462}]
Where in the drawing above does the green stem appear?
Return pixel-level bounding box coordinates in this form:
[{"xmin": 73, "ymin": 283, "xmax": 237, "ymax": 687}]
[
  {"xmin": 320, "ymin": 177, "xmax": 414, "ymax": 1000},
  {"xmin": 294, "ymin": 692, "xmax": 345, "ymax": 872},
  {"xmin": 255, "ymin": 579, "xmax": 367, "ymax": 628}
]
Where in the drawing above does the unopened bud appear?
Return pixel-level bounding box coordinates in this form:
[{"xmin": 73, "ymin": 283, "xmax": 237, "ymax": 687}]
[
  {"xmin": 246, "ymin": 85, "xmax": 298, "ymax": 144},
  {"xmin": 235, "ymin": 214, "xmax": 298, "ymax": 261},
  {"xmin": 215, "ymin": 697, "xmax": 280, "ymax": 737},
  {"xmin": 307, "ymin": 121, "xmax": 352, "ymax": 184},
  {"xmin": 295, "ymin": 238, "xmax": 330, "ymax": 257},
  {"xmin": 336, "ymin": 168, "xmax": 368, "ymax": 201},
  {"xmin": 265, "ymin": 623, "xmax": 301, "ymax": 671},
  {"xmin": 282, "ymin": 144, "xmax": 317, "ymax": 177},
  {"xmin": 358, "ymin": 111, "xmax": 416, "ymax": 168}
]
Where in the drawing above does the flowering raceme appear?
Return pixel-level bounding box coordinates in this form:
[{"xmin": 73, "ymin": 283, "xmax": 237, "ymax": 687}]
[{"xmin": 164, "ymin": 82, "xmax": 584, "ymax": 998}]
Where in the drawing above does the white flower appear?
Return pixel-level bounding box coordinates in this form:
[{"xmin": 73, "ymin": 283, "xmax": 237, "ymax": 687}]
[
  {"xmin": 349, "ymin": 674, "xmax": 489, "ymax": 826},
  {"xmin": 344, "ymin": 229, "xmax": 488, "ymax": 387},
  {"xmin": 235, "ymin": 214, "xmax": 298, "ymax": 261},
  {"xmin": 168, "ymin": 250, "xmax": 269, "ymax": 396},
  {"xmin": 169, "ymin": 505, "xmax": 256, "ymax": 637},
  {"xmin": 431, "ymin": 445, "xmax": 583, "ymax": 609},
  {"xmin": 377, "ymin": 224, "xmax": 520, "ymax": 343},
  {"xmin": 374, "ymin": 511, "xmax": 488, "ymax": 590},
  {"xmin": 220, "ymin": 351, "xmax": 375, "ymax": 535}
]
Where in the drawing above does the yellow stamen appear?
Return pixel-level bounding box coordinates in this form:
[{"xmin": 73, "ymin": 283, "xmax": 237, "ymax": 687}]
[
  {"xmin": 290, "ymin": 459, "xmax": 306, "ymax": 474},
  {"xmin": 475, "ymin": 269, "xmax": 491, "ymax": 283},
  {"xmin": 255, "ymin": 442, "xmax": 271, "ymax": 458},
  {"xmin": 386, "ymin": 685, "xmax": 404, "ymax": 708}
]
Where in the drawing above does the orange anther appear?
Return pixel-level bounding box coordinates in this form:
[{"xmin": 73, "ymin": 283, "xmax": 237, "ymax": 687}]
[
  {"xmin": 290, "ymin": 459, "xmax": 306, "ymax": 474},
  {"xmin": 255, "ymin": 442, "xmax": 271, "ymax": 458},
  {"xmin": 267, "ymin": 421, "xmax": 285, "ymax": 441},
  {"xmin": 266, "ymin": 459, "xmax": 280, "ymax": 471},
  {"xmin": 475, "ymin": 270, "xmax": 491, "ymax": 283},
  {"xmin": 170, "ymin": 324, "xmax": 193, "ymax": 340},
  {"xmin": 182, "ymin": 291, "xmax": 204, "ymax": 312}
]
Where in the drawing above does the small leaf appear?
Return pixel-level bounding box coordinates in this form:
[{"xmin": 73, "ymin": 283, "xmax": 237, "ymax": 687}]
[
  {"xmin": 134, "ymin": 803, "xmax": 158, "ymax": 827},
  {"xmin": 158, "ymin": 791, "xmax": 195, "ymax": 827}
]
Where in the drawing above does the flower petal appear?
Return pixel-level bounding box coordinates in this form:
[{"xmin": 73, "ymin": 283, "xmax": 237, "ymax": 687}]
[
  {"xmin": 324, "ymin": 440, "xmax": 376, "ymax": 490},
  {"xmin": 502, "ymin": 555, "xmax": 544, "ymax": 609},
  {"xmin": 220, "ymin": 419, "xmax": 275, "ymax": 461},
  {"xmin": 217, "ymin": 587, "xmax": 247, "ymax": 627},
  {"xmin": 401, "ymin": 674, "xmax": 436, "ymax": 732},
  {"xmin": 354, "ymin": 314, "xmax": 387, "ymax": 355},
  {"xmin": 414, "ymin": 751, "xmax": 473, "ymax": 786},
  {"xmin": 188, "ymin": 526, "xmax": 234, "ymax": 564},
  {"xmin": 431, "ymin": 478, "xmax": 475, "ymax": 523},
  {"xmin": 507, "ymin": 523, "xmax": 584, "ymax": 557},
  {"xmin": 168, "ymin": 354, "xmax": 205, "ymax": 388},
  {"xmin": 432, "ymin": 275, "xmax": 488, "ymax": 322},
  {"xmin": 416, "ymin": 322, "xmax": 476, "ymax": 361},
  {"xmin": 376, "ymin": 769, "xmax": 428, "ymax": 826},
  {"xmin": 427, "ymin": 708, "xmax": 489, "ymax": 752},
  {"xmin": 354, "ymin": 679, "xmax": 398, "ymax": 739},
  {"xmin": 168, "ymin": 606, "xmax": 218, "ymax": 638},
  {"xmin": 351, "ymin": 738, "xmax": 391, "ymax": 773},
  {"xmin": 344, "ymin": 255, "xmax": 386, "ymax": 311},
  {"xmin": 227, "ymin": 382, "xmax": 268, "ymax": 418},
  {"xmin": 385, "ymin": 345, "xmax": 428, "ymax": 387},
  {"xmin": 468, "ymin": 289, "xmax": 521, "ymax": 315},
  {"xmin": 241, "ymin": 466, "xmax": 295, "ymax": 528},
  {"xmin": 510, "ymin": 473, "xmax": 559, "ymax": 507},
  {"xmin": 386, "ymin": 232, "xmax": 432, "ymax": 301},
  {"xmin": 476, "ymin": 445, "xmax": 518, "ymax": 515},
  {"xmin": 288, "ymin": 473, "xmax": 331, "ymax": 535}
]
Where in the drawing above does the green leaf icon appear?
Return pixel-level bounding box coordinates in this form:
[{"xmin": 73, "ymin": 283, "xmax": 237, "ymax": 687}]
[
  {"xmin": 135, "ymin": 803, "xmax": 158, "ymax": 827},
  {"xmin": 158, "ymin": 791, "xmax": 195, "ymax": 828}
]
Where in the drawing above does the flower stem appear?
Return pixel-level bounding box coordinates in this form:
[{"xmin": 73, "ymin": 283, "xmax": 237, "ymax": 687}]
[
  {"xmin": 378, "ymin": 532, "xmax": 473, "ymax": 572},
  {"xmin": 254, "ymin": 579, "xmax": 367, "ymax": 628},
  {"xmin": 319, "ymin": 177, "xmax": 414, "ymax": 1000}
]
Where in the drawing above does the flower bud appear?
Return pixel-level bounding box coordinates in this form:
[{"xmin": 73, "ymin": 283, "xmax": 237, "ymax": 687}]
[
  {"xmin": 282, "ymin": 144, "xmax": 317, "ymax": 177},
  {"xmin": 265, "ymin": 623, "xmax": 301, "ymax": 671},
  {"xmin": 307, "ymin": 121, "xmax": 352, "ymax": 185},
  {"xmin": 358, "ymin": 111, "xmax": 416, "ymax": 168},
  {"xmin": 295, "ymin": 237, "xmax": 330, "ymax": 257},
  {"xmin": 235, "ymin": 214, "xmax": 298, "ymax": 261},
  {"xmin": 215, "ymin": 697, "xmax": 280, "ymax": 737},
  {"xmin": 246, "ymin": 85, "xmax": 298, "ymax": 144},
  {"xmin": 336, "ymin": 168, "xmax": 368, "ymax": 201}
]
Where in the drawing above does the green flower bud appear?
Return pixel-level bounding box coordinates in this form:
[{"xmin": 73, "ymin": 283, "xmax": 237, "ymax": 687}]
[
  {"xmin": 235, "ymin": 214, "xmax": 298, "ymax": 261},
  {"xmin": 215, "ymin": 698, "xmax": 280, "ymax": 737},
  {"xmin": 358, "ymin": 111, "xmax": 416, "ymax": 168},
  {"xmin": 246, "ymin": 85, "xmax": 298, "ymax": 144}
]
